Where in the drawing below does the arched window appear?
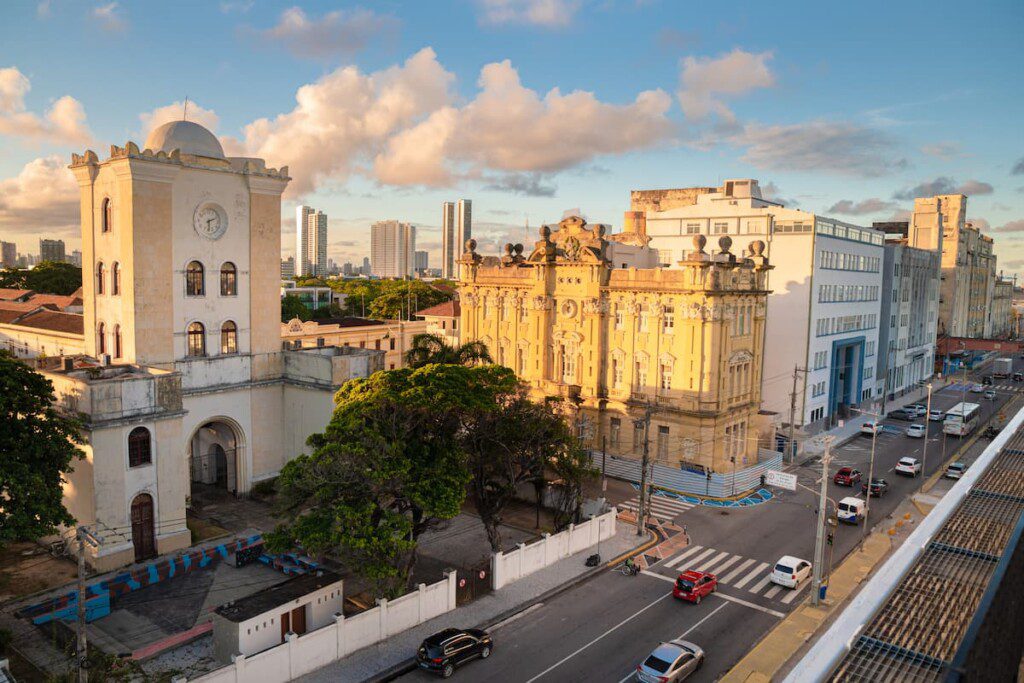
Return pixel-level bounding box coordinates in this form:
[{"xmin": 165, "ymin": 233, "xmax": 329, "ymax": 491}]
[
  {"xmin": 96, "ymin": 262, "xmax": 105, "ymax": 295},
  {"xmin": 186, "ymin": 322, "xmax": 206, "ymax": 357},
  {"xmin": 186, "ymin": 261, "xmax": 205, "ymax": 296},
  {"xmin": 102, "ymin": 198, "xmax": 112, "ymax": 233},
  {"xmin": 220, "ymin": 262, "xmax": 237, "ymax": 296},
  {"xmin": 220, "ymin": 320, "xmax": 238, "ymax": 354},
  {"xmin": 113, "ymin": 324, "xmax": 122, "ymax": 358},
  {"xmin": 128, "ymin": 427, "xmax": 151, "ymax": 467},
  {"xmin": 111, "ymin": 262, "xmax": 121, "ymax": 295},
  {"xmin": 97, "ymin": 322, "xmax": 106, "ymax": 355}
]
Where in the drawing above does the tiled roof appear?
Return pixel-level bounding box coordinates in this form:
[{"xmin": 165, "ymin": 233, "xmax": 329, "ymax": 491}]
[
  {"xmin": 0, "ymin": 288, "xmax": 34, "ymax": 301},
  {"xmin": 26, "ymin": 293, "xmax": 78, "ymax": 309},
  {"xmin": 415, "ymin": 300, "xmax": 460, "ymax": 318},
  {"xmin": 13, "ymin": 309, "xmax": 84, "ymax": 335}
]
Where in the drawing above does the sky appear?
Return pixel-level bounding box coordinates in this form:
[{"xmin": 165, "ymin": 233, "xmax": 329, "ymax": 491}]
[{"xmin": 1, "ymin": 0, "xmax": 1023, "ymax": 274}]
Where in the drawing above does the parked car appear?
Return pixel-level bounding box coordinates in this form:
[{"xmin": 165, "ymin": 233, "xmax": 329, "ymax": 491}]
[
  {"xmin": 905, "ymin": 403, "xmax": 927, "ymax": 417},
  {"xmin": 945, "ymin": 462, "xmax": 968, "ymax": 479},
  {"xmin": 837, "ymin": 497, "xmax": 866, "ymax": 524},
  {"xmin": 833, "ymin": 467, "xmax": 862, "ymax": 486},
  {"xmin": 673, "ymin": 570, "xmax": 717, "ymax": 604},
  {"xmin": 417, "ymin": 628, "xmax": 493, "ymax": 678},
  {"xmin": 862, "ymin": 478, "xmax": 889, "ymax": 497},
  {"xmin": 984, "ymin": 390, "xmax": 997, "ymax": 400},
  {"xmin": 895, "ymin": 456, "xmax": 922, "ymax": 476},
  {"xmin": 1014, "ymin": 372, "xmax": 1024, "ymax": 382},
  {"xmin": 887, "ymin": 408, "xmax": 914, "ymax": 421},
  {"xmin": 970, "ymin": 383, "xmax": 986, "ymax": 393},
  {"xmin": 636, "ymin": 640, "xmax": 705, "ymax": 683},
  {"xmin": 906, "ymin": 423, "xmax": 927, "ymax": 438},
  {"xmin": 770, "ymin": 555, "xmax": 812, "ymax": 589},
  {"xmin": 860, "ymin": 420, "xmax": 883, "ymax": 435},
  {"xmin": 981, "ymin": 376, "xmax": 993, "ymax": 386},
  {"xmin": 928, "ymin": 409, "xmax": 946, "ymax": 422}
]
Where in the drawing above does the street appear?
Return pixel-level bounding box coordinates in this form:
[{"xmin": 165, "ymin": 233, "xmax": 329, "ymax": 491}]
[{"xmin": 396, "ymin": 357, "xmax": 1021, "ymax": 682}]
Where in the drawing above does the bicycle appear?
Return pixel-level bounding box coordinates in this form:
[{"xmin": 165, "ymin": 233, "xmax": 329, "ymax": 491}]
[{"xmin": 618, "ymin": 560, "xmax": 640, "ymax": 576}]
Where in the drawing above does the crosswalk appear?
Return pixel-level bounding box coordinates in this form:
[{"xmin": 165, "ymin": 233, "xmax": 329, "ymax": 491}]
[
  {"xmin": 654, "ymin": 544, "xmax": 808, "ymax": 606},
  {"xmin": 618, "ymin": 493, "xmax": 696, "ymax": 521}
]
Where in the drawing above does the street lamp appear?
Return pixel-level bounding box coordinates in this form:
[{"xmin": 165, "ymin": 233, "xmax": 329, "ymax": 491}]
[
  {"xmin": 920, "ymin": 383, "xmax": 933, "ymax": 486},
  {"xmin": 849, "ymin": 407, "xmax": 881, "ymax": 539}
]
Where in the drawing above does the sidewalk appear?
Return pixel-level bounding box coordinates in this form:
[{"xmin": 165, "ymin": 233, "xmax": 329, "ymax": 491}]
[{"xmin": 296, "ymin": 526, "xmax": 648, "ymax": 683}]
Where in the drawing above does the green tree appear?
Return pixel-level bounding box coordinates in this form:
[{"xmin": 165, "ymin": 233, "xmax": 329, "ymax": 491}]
[
  {"xmin": 311, "ymin": 302, "xmax": 345, "ymax": 319},
  {"xmin": 0, "ymin": 262, "xmax": 82, "ymax": 296},
  {"xmin": 0, "ymin": 351, "xmax": 84, "ymax": 547},
  {"xmin": 405, "ymin": 333, "xmax": 492, "ymax": 368},
  {"xmin": 268, "ymin": 364, "xmax": 517, "ymax": 597},
  {"xmin": 280, "ymin": 294, "xmax": 310, "ymax": 322},
  {"xmin": 547, "ymin": 443, "xmax": 598, "ymax": 531}
]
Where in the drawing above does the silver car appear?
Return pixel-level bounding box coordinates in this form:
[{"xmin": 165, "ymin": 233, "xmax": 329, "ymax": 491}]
[{"xmin": 636, "ymin": 640, "xmax": 705, "ymax": 682}]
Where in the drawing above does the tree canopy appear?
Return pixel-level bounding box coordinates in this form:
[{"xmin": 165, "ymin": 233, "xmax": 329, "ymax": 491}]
[
  {"xmin": 324, "ymin": 278, "xmax": 456, "ymax": 320},
  {"xmin": 405, "ymin": 333, "xmax": 492, "ymax": 368},
  {"xmin": 280, "ymin": 293, "xmax": 310, "ymax": 322},
  {"xmin": 0, "ymin": 261, "xmax": 82, "ymax": 295},
  {"xmin": 0, "ymin": 351, "xmax": 83, "ymax": 547}
]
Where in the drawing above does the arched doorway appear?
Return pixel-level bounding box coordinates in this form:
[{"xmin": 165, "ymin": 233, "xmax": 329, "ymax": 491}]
[
  {"xmin": 131, "ymin": 493, "xmax": 156, "ymax": 562},
  {"xmin": 189, "ymin": 420, "xmax": 241, "ymax": 496}
]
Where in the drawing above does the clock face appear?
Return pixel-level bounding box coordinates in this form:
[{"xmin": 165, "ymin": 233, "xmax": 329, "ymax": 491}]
[
  {"xmin": 561, "ymin": 300, "xmax": 578, "ymax": 318},
  {"xmin": 193, "ymin": 203, "xmax": 227, "ymax": 240}
]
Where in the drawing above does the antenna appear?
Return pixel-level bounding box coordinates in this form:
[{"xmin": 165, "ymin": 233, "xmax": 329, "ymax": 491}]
[{"xmin": 182, "ymin": 96, "xmax": 190, "ymax": 121}]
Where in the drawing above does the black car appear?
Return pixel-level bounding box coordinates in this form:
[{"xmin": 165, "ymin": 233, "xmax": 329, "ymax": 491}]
[
  {"xmin": 417, "ymin": 628, "xmax": 493, "ymax": 678},
  {"xmin": 982, "ymin": 375, "xmax": 993, "ymax": 386},
  {"xmin": 861, "ymin": 478, "xmax": 889, "ymax": 497},
  {"xmin": 887, "ymin": 409, "xmax": 914, "ymax": 421}
]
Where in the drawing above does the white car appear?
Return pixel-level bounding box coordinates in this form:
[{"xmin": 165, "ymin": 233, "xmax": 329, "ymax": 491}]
[
  {"xmin": 895, "ymin": 456, "xmax": 922, "ymax": 476},
  {"xmin": 928, "ymin": 409, "xmax": 945, "ymax": 422},
  {"xmin": 906, "ymin": 424, "xmax": 926, "ymax": 438},
  {"xmin": 905, "ymin": 404, "xmax": 927, "ymax": 417},
  {"xmin": 969, "ymin": 383, "xmax": 985, "ymax": 393},
  {"xmin": 770, "ymin": 555, "xmax": 812, "ymax": 589},
  {"xmin": 945, "ymin": 462, "xmax": 967, "ymax": 479},
  {"xmin": 860, "ymin": 421, "xmax": 883, "ymax": 436}
]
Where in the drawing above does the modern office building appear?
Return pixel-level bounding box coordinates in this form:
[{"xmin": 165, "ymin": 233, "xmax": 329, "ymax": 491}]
[
  {"xmin": 280, "ymin": 256, "xmax": 295, "ymax": 280},
  {"xmin": 40, "ymin": 238, "xmax": 66, "ymax": 263},
  {"xmin": 441, "ymin": 199, "xmax": 472, "ymax": 279},
  {"xmin": 414, "ymin": 250, "xmax": 429, "ymax": 274},
  {"xmin": 370, "ymin": 220, "xmax": 416, "ymax": 278},
  {"xmin": 69, "ymin": 249, "xmax": 82, "ymax": 267},
  {"xmin": 459, "ymin": 214, "xmax": 772, "ymax": 472},
  {"xmin": 295, "ymin": 205, "xmax": 328, "ymax": 277},
  {"xmin": 638, "ymin": 179, "xmax": 885, "ymax": 431},
  {"xmin": 1, "ymin": 241, "xmax": 16, "ymax": 268}
]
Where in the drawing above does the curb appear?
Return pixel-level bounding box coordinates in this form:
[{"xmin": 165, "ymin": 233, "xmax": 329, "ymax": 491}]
[{"xmin": 367, "ymin": 530, "xmax": 657, "ymax": 683}]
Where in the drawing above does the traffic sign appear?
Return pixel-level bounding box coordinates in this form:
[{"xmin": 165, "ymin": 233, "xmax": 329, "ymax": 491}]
[{"xmin": 765, "ymin": 470, "xmax": 797, "ymax": 491}]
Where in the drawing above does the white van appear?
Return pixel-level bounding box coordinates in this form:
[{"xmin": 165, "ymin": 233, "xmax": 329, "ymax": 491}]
[{"xmin": 837, "ymin": 497, "xmax": 866, "ymax": 524}]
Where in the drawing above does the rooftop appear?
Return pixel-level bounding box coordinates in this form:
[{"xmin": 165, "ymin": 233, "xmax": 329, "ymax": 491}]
[
  {"xmin": 415, "ymin": 300, "xmax": 460, "ymax": 318},
  {"xmin": 143, "ymin": 119, "xmax": 225, "ymax": 159},
  {"xmin": 214, "ymin": 570, "xmax": 342, "ymax": 623}
]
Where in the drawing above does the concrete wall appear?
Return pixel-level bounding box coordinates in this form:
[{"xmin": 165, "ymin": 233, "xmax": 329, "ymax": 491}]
[
  {"xmin": 0, "ymin": 324, "xmax": 84, "ymax": 358},
  {"xmin": 491, "ymin": 509, "xmax": 616, "ymax": 590},
  {"xmin": 194, "ymin": 571, "xmax": 458, "ymax": 683}
]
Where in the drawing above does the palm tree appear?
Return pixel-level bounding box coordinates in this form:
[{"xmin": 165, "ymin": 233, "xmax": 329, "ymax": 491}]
[{"xmin": 405, "ymin": 333, "xmax": 492, "ymax": 368}]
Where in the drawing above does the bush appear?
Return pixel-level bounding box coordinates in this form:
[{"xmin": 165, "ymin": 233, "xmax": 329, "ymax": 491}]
[{"xmin": 251, "ymin": 477, "xmax": 277, "ymax": 499}]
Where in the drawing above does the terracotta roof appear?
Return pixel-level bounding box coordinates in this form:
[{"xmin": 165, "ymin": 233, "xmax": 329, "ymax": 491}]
[
  {"xmin": 0, "ymin": 301, "xmax": 54, "ymax": 314},
  {"xmin": 12, "ymin": 309, "xmax": 84, "ymax": 335},
  {"xmin": 415, "ymin": 300, "xmax": 460, "ymax": 318},
  {"xmin": 0, "ymin": 288, "xmax": 34, "ymax": 301},
  {"xmin": 0, "ymin": 309, "xmax": 22, "ymax": 324},
  {"xmin": 314, "ymin": 316, "xmax": 387, "ymax": 328},
  {"xmin": 26, "ymin": 293, "xmax": 78, "ymax": 309}
]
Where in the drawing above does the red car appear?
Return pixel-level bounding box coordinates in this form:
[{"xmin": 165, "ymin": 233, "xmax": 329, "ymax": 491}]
[
  {"xmin": 833, "ymin": 467, "xmax": 862, "ymax": 486},
  {"xmin": 673, "ymin": 570, "xmax": 717, "ymax": 604}
]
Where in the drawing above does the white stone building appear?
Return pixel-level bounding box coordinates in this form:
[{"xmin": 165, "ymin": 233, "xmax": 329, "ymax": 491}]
[{"xmin": 638, "ymin": 179, "xmax": 885, "ymax": 431}]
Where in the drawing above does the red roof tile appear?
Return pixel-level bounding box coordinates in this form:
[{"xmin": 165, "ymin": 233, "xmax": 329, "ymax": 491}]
[
  {"xmin": 13, "ymin": 309, "xmax": 84, "ymax": 335},
  {"xmin": 415, "ymin": 300, "xmax": 460, "ymax": 318},
  {"xmin": 0, "ymin": 288, "xmax": 34, "ymax": 301}
]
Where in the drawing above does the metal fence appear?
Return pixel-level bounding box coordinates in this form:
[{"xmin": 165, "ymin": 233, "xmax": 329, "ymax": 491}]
[{"xmin": 593, "ymin": 449, "xmax": 783, "ymax": 498}]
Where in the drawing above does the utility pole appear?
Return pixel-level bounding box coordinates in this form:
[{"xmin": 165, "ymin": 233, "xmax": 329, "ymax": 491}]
[
  {"xmin": 863, "ymin": 410, "xmax": 879, "ymax": 541},
  {"xmin": 634, "ymin": 405, "xmax": 652, "ymax": 536},
  {"xmin": 921, "ymin": 383, "xmax": 933, "ymax": 486},
  {"xmin": 601, "ymin": 435, "xmax": 608, "ymax": 494},
  {"xmin": 811, "ymin": 437, "xmax": 833, "ymax": 606},
  {"xmin": 76, "ymin": 526, "xmax": 88, "ymax": 683},
  {"xmin": 788, "ymin": 366, "xmax": 799, "ymax": 463}
]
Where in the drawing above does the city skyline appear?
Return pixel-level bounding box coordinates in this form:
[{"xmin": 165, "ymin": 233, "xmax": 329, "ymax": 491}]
[{"xmin": 1, "ymin": 1, "xmax": 1021, "ymax": 274}]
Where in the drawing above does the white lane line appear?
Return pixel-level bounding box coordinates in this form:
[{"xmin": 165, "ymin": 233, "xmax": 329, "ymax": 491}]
[
  {"xmin": 524, "ymin": 592, "xmax": 673, "ymax": 683},
  {"xmin": 747, "ymin": 573, "xmax": 775, "ymax": 594},
  {"xmin": 676, "ymin": 601, "xmax": 729, "ymax": 638},
  {"xmin": 695, "ymin": 551, "xmax": 730, "ymax": 572},
  {"xmin": 640, "ymin": 570, "xmax": 675, "ymax": 583},
  {"xmin": 781, "ymin": 584, "xmax": 808, "ymax": 605},
  {"xmin": 734, "ymin": 562, "xmax": 770, "ymax": 589},
  {"xmin": 678, "ymin": 547, "xmax": 718, "ymax": 569},
  {"xmin": 762, "ymin": 585, "xmax": 783, "ymax": 600},
  {"xmin": 662, "ymin": 545, "xmax": 705, "ymax": 569},
  {"xmin": 712, "ymin": 591, "xmax": 786, "ymax": 618},
  {"xmin": 707, "ymin": 554, "xmax": 743, "ymax": 577},
  {"xmin": 720, "ymin": 558, "xmax": 757, "ymax": 584}
]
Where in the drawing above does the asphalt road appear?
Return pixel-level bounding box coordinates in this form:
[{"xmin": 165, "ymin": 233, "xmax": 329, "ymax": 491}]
[{"xmin": 397, "ymin": 357, "xmax": 1022, "ymax": 683}]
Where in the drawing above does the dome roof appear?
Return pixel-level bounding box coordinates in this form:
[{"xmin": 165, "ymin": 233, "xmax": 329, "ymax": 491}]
[{"xmin": 144, "ymin": 120, "xmax": 225, "ymax": 159}]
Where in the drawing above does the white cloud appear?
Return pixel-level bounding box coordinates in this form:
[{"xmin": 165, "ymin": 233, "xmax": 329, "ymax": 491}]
[
  {"xmin": 475, "ymin": 0, "xmax": 581, "ymax": 27},
  {"xmin": 730, "ymin": 120, "xmax": 905, "ymax": 177},
  {"xmin": 827, "ymin": 198, "xmax": 899, "ymax": 216},
  {"xmin": 677, "ymin": 49, "xmax": 774, "ymax": 122},
  {"xmin": 37, "ymin": 1, "xmax": 51, "ymax": 18},
  {"xmin": 219, "ymin": 0, "xmax": 253, "ymax": 13},
  {"xmin": 920, "ymin": 141, "xmax": 960, "ymax": 158},
  {"xmin": 0, "ymin": 67, "xmax": 93, "ymax": 145},
  {"xmin": 92, "ymin": 2, "xmax": 126, "ymax": 31},
  {"xmin": 138, "ymin": 100, "xmax": 220, "ymax": 138},
  {"xmin": 0, "ymin": 155, "xmax": 80, "ymax": 239},
  {"xmin": 258, "ymin": 6, "xmax": 399, "ymax": 60}
]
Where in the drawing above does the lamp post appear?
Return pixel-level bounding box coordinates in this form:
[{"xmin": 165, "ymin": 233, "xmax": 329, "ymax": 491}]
[
  {"xmin": 920, "ymin": 383, "xmax": 933, "ymax": 486},
  {"xmin": 850, "ymin": 407, "xmax": 880, "ymax": 540}
]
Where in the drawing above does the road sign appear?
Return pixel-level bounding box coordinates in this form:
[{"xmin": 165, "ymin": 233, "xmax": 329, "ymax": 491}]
[{"xmin": 765, "ymin": 470, "xmax": 797, "ymax": 491}]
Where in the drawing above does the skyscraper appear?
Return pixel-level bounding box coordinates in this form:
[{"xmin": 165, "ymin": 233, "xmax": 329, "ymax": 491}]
[
  {"xmin": 1, "ymin": 241, "xmax": 16, "ymax": 268},
  {"xmin": 370, "ymin": 220, "xmax": 416, "ymax": 278},
  {"xmin": 40, "ymin": 238, "xmax": 66, "ymax": 263},
  {"xmin": 441, "ymin": 199, "xmax": 472, "ymax": 279},
  {"xmin": 414, "ymin": 250, "xmax": 429, "ymax": 274},
  {"xmin": 295, "ymin": 205, "xmax": 328, "ymax": 277}
]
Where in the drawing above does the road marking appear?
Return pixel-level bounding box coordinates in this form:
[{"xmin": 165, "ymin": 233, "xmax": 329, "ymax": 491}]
[
  {"xmin": 712, "ymin": 591, "xmax": 786, "ymax": 618},
  {"xmin": 748, "ymin": 573, "xmax": 775, "ymax": 594},
  {"xmin": 662, "ymin": 544, "xmax": 705, "ymax": 569},
  {"xmin": 763, "ymin": 585, "xmax": 783, "ymax": 600},
  {"xmin": 695, "ymin": 550, "xmax": 730, "ymax": 572},
  {"xmin": 781, "ymin": 585, "xmax": 807, "ymax": 605},
  {"xmin": 490, "ymin": 603, "xmax": 544, "ymax": 631},
  {"xmin": 734, "ymin": 562, "xmax": 770, "ymax": 589},
  {"xmin": 640, "ymin": 570, "xmax": 675, "ymax": 583},
  {"xmin": 524, "ymin": 593, "xmax": 672, "ymax": 683},
  {"xmin": 707, "ymin": 554, "xmax": 743, "ymax": 576},
  {"xmin": 679, "ymin": 547, "xmax": 718, "ymax": 568},
  {"xmin": 676, "ymin": 601, "xmax": 729, "ymax": 638},
  {"xmin": 720, "ymin": 558, "xmax": 757, "ymax": 584}
]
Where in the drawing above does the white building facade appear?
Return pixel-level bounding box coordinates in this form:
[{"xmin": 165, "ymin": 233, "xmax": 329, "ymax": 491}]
[
  {"xmin": 640, "ymin": 179, "xmax": 884, "ymax": 431},
  {"xmin": 295, "ymin": 205, "xmax": 328, "ymax": 277},
  {"xmin": 370, "ymin": 220, "xmax": 416, "ymax": 278},
  {"xmin": 440, "ymin": 199, "xmax": 472, "ymax": 280}
]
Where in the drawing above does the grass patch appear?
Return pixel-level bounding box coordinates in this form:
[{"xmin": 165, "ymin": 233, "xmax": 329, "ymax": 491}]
[{"xmin": 187, "ymin": 517, "xmax": 229, "ymax": 544}]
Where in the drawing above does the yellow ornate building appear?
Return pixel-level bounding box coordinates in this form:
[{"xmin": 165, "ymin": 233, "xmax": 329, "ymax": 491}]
[{"xmin": 459, "ymin": 214, "xmax": 771, "ymax": 473}]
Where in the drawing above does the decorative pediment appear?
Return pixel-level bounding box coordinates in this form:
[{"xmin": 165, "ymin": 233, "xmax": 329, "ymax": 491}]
[{"xmin": 729, "ymin": 350, "xmax": 754, "ymax": 364}]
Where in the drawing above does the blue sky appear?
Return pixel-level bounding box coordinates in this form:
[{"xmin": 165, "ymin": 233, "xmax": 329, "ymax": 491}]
[{"xmin": 1, "ymin": 0, "xmax": 1023, "ymax": 273}]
